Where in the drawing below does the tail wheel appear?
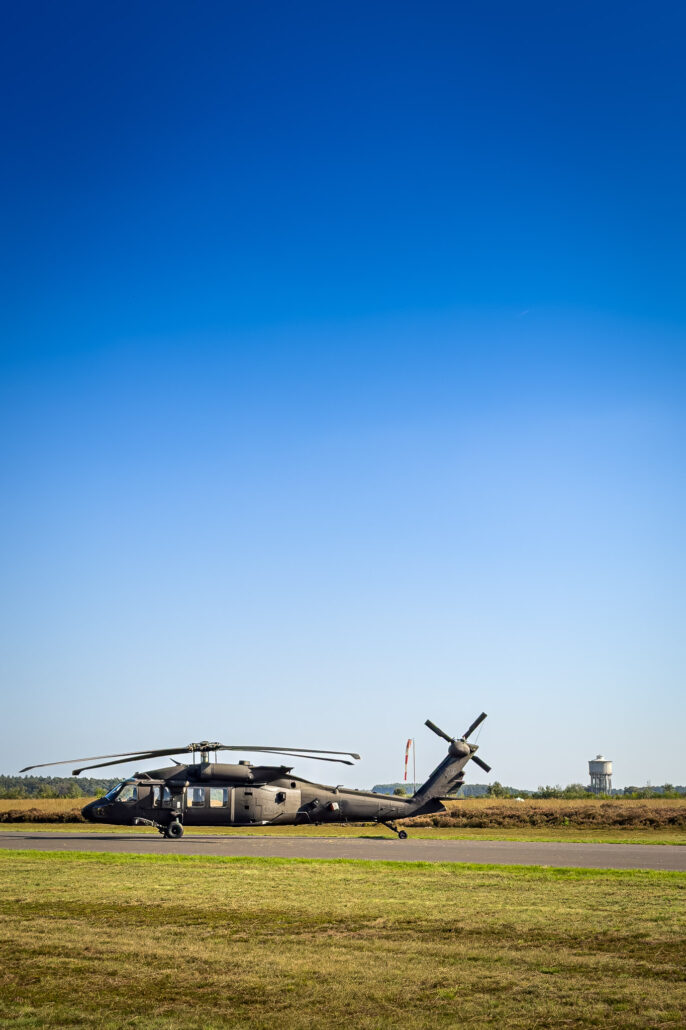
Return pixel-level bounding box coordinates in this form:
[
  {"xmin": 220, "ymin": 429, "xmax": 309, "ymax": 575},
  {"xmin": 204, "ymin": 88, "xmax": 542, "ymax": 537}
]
[{"xmin": 166, "ymin": 822, "xmax": 184, "ymax": 839}]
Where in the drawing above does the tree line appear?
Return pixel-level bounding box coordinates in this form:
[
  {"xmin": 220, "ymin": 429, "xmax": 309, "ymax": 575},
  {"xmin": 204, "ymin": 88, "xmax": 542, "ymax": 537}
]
[
  {"xmin": 487, "ymin": 781, "xmax": 685, "ymax": 799},
  {"xmin": 375, "ymin": 780, "xmax": 686, "ymax": 800},
  {"xmin": 0, "ymin": 775, "xmax": 120, "ymax": 799}
]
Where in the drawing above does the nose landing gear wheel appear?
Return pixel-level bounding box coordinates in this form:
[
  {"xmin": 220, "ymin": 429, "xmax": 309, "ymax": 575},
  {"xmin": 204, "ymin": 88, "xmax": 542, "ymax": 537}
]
[{"xmin": 165, "ymin": 821, "xmax": 184, "ymax": 839}]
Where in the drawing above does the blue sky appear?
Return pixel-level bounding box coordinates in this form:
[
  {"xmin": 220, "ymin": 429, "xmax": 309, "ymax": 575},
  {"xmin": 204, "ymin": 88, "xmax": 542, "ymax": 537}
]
[{"xmin": 1, "ymin": 3, "xmax": 684, "ymax": 788}]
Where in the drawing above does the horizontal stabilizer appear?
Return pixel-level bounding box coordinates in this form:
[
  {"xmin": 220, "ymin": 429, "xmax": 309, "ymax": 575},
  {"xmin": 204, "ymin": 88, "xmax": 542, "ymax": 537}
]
[{"xmin": 406, "ymin": 797, "xmax": 448, "ymax": 818}]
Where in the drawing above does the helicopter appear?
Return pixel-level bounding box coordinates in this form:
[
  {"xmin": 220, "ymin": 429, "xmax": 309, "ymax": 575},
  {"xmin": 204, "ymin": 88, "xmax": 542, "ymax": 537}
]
[{"xmin": 20, "ymin": 714, "xmax": 491, "ymax": 839}]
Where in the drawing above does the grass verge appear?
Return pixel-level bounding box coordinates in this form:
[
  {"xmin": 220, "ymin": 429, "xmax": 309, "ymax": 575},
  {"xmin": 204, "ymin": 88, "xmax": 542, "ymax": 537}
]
[
  {"xmin": 1, "ymin": 822, "xmax": 684, "ymax": 844},
  {"xmin": 0, "ymin": 850, "xmax": 684, "ymax": 1028}
]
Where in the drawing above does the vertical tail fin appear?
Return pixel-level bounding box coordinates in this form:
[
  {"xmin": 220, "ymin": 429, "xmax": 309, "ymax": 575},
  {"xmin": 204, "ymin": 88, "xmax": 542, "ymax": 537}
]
[{"xmin": 408, "ymin": 714, "xmax": 491, "ymax": 809}]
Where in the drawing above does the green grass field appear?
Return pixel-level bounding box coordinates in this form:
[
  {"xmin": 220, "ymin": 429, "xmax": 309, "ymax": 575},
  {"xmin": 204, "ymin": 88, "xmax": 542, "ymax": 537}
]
[{"xmin": 0, "ymin": 850, "xmax": 684, "ymax": 1028}]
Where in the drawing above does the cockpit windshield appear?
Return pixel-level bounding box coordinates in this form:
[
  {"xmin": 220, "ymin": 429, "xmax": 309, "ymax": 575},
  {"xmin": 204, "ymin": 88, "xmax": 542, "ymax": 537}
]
[{"xmin": 105, "ymin": 780, "xmax": 138, "ymax": 802}]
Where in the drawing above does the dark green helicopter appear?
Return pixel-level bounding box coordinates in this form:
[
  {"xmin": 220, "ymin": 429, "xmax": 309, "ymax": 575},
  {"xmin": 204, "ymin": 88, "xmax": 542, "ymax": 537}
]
[{"xmin": 21, "ymin": 714, "xmax": 491, "ymax": 839}]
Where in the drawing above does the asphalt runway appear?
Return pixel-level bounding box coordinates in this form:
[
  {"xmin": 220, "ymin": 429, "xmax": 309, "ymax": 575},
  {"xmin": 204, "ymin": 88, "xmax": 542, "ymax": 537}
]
[{"xmin": 1, "ymin": 831, "xmax": 684, "ymax": 870}]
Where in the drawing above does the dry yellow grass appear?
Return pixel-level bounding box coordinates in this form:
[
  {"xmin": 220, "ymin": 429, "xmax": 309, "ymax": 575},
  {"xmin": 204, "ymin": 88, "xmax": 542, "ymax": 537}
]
[
  {"xmin": 0, "ymin": 798, "xmax": 87, "ymax": 822},
  {"xmin": 0, "ymin": 798, "xmax": 87, "ymax": 814},
  {"xmin": 413, "ymin": 796, "xmax": 686, "ymax": 829}
]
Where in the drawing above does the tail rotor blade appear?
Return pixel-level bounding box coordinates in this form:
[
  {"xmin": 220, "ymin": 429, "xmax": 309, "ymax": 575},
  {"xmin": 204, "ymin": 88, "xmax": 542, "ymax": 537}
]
[
  {"xmin": 471, "ymin": 754, "xmax": 491, "ymax": 773},
  {"xmin": 424, "ymin": 719, "xmax": 454, "ymax": 744},
  {"xmin": 462, "ymin": 712, "xmax": 487, "ymax": 741}
]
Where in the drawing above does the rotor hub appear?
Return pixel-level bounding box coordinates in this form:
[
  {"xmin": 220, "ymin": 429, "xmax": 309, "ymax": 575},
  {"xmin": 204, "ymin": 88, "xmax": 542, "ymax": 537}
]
[{"xmin": 449, "ymin": 739, "xmax": 471, "ymax": 758}]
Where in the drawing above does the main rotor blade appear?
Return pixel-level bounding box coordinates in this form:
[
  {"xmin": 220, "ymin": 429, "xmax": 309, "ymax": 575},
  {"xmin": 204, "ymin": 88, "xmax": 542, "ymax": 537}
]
[
  {"xmin": 25, "ymin": 742, "xmax": 362, "ymax": 777},
  {"xmin": 424, "ymin": 719, "xmax": 454, "ymax": 744},
  {"xmin": 20, "ymin": 746, "xmax": 192, "ymax": 774},
  {"xmin": 215, "ymin": 745, "xmax": 361, "ymax": 760},
  {"xmin": 73, "ymin": 748, "xmax": 359, "ymax": 775},
  {"xmin": 471, "ymin": 754, "xmax": 492, "ymax": 773},
  {"xmin": 462, "ymin": 712, "xmax": 487, "ymax": 741},
  {"xmin": 253, "ymin": 751, "xmax": 355, "ymax": 766},
  {"xmin": 72, "ymin": 749, "xmax": 196, "ymax": 775}
]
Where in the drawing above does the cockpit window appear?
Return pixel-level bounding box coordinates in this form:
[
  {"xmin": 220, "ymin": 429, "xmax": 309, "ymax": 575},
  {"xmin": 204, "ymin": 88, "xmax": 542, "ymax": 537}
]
[
  {"xmin": 104, "ymin": 782, "xmax": 124, "ymax": 800},
  {"xmin": 117, "ymin": 782, "xmax": 138, "ymax": 803}
]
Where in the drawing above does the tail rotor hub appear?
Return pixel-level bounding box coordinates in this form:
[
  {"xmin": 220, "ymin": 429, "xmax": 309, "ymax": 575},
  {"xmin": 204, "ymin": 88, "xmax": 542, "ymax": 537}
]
[
  {"xmin": 425, "ymin": 713, "xmax": 492, "ymax": 774},
  {"xmin": 449, "ymin": 740, "xmax": 471, "ymax": 758}
]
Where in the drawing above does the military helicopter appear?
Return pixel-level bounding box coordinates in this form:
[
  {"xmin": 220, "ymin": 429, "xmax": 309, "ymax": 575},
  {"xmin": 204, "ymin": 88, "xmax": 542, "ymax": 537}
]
[{"xmin": 20, "ymin": 714, "xmax": 491, "ymax": 839}]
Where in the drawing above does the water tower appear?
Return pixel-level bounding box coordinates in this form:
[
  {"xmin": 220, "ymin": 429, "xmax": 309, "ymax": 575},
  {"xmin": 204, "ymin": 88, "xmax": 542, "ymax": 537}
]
[{"xmin": 588, "ymin": 755, "xmax": 612, "ymax": 794}]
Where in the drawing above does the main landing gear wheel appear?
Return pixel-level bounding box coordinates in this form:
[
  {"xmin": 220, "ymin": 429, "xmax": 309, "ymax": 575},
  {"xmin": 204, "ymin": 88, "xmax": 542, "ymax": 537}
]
[
  {"xmin": 165, "ymin": 822, "xmax": 184, "ymax": 839},
  {"xmin": 398, "ymin": 830, "xmax": 408, "ymax": 839}
]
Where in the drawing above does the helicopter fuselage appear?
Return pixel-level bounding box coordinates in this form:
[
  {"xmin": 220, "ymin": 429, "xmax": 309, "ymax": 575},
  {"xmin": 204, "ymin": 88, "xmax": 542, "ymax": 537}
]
[{"xmin": 81, "ymin": 761, "xmax": 441, "ymax": 835}]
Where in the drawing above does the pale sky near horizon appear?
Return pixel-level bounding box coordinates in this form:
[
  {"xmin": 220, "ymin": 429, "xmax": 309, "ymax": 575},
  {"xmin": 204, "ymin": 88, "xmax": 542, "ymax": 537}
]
[{"xmin": 1, "ymin": 3, "xmax": 685, "ymax": 790}]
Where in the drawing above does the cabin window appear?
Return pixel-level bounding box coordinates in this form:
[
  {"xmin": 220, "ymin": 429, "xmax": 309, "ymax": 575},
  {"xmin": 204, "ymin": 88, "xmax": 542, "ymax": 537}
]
[
  {"xmin": 118, "ymin": 783, "xmax": 138, "ymax": 802},
  {"xmin": 187, "ymin": 786, "xmax": 206, "ymax": 807},
  {"xmin": 210, "ymin": 787, "xmax": 229, "ymax": 808}
]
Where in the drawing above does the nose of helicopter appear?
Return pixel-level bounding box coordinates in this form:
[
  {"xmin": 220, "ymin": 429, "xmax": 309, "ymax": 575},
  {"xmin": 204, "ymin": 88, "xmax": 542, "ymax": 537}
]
[
  {"xmin": 81, "ymin": 800, "xmax": 96, "ymax": 821},
  {"xmin": 81, "ymin": 799, "xmax": 110, "ymax": 821}
]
